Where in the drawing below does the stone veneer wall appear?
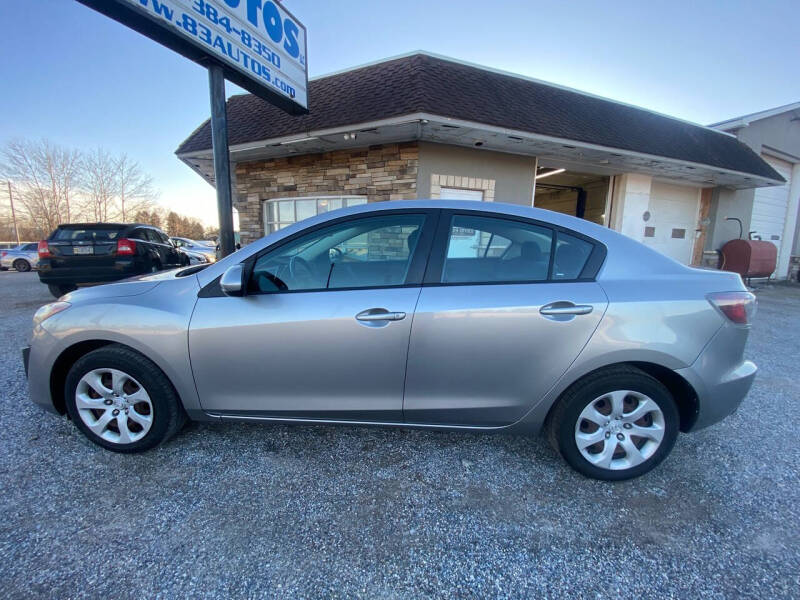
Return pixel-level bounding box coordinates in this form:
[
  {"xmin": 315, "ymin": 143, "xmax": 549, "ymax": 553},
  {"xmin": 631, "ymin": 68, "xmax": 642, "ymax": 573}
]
[{"xmin": 233, "ymin": 142, "xmax": 419, "ymax": 244}]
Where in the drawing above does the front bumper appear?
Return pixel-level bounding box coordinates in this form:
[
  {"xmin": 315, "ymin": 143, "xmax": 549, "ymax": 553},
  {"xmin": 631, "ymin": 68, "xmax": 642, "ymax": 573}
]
[{"xmin": 677, "ymin": 323, "xmax": 757, "ymax": 431}]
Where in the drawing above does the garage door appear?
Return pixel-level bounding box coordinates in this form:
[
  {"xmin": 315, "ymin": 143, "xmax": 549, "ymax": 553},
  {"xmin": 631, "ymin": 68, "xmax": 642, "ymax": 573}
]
[
  {"xmin": 643, "ymin": 182, "xmax": 701, "ymax": 264},
  {"xmin": 751, "ymin": 155, "xmax": 792, "ymax": 277}
]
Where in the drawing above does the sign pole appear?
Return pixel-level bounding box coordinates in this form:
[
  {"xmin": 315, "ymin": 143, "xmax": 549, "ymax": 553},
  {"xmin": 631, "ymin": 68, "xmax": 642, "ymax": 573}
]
[{"xmin": 208, "ymin": 63, "xmax": 235, "ymax": 258}]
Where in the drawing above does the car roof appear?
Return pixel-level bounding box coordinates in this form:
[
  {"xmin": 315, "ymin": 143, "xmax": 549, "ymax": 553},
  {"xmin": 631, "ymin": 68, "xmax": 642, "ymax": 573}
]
[{"xmin": 56, "ymin": 222, "xmax": 161, "ymax": 228}]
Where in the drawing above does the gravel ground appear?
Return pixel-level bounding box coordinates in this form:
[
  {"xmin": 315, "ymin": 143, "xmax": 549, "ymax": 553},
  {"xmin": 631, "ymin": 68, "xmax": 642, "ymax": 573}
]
[{"xmin": 0, "ymin": 270, "xmax": 798, "ymax": 599}]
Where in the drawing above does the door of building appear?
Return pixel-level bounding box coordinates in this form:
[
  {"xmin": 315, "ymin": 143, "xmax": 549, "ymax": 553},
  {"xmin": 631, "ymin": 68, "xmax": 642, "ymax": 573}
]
[{"xmin": 643, "ymin": 182, "xmax": 701, "ymax": 264}]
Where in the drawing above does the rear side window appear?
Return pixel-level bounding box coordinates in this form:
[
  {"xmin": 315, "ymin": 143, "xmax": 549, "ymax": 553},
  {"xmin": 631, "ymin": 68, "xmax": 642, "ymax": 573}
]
[
  {"xmin": 51, "ymin": 227, "xmax": 123, "ymax": 241},
  {"xmin": 552, "ymin": 232, "xmax": 593, "ymax": 280},
  {"xmin": 23, "ymin": 243, "xmax": 38, "ymax": 251},
  {"xmin": 442, "ymin": 215, "xmax": 553, "ymax": 284}
]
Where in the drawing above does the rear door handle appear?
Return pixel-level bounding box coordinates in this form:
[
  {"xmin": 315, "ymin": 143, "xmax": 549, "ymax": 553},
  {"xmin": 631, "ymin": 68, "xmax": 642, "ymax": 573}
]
[
  {"xmin": 540, "ymin": 302, "xmax": 593, "ymax": 316},
  {"xmin": 356, "ymin": 309, "xmax": 407, "ymax": 322}
]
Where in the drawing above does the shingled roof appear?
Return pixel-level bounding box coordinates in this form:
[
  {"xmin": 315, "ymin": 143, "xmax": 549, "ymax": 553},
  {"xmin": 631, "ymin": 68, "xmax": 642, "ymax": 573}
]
[{"xmin": 176, "ymin": 53, "xmax": 781, "ymax": 181}]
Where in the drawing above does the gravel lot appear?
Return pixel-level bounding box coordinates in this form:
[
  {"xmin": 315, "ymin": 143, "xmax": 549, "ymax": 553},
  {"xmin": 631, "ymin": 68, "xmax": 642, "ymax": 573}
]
[{"xmin": 0, "ymin": 270, "xmax": 798, "ymax": 598}]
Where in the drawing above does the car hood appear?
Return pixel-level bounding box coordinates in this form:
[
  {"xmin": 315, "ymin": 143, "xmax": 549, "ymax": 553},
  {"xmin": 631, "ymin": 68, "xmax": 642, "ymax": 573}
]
[{"xmin": 61, "ymin": 279, "xmax": 162, "ymax": 302}]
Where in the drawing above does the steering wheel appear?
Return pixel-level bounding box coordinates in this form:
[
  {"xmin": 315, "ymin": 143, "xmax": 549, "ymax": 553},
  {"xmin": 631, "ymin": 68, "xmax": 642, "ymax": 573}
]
[{"xmin": 289, "ymin": 255, "xmax": 315, "ymax": 281}]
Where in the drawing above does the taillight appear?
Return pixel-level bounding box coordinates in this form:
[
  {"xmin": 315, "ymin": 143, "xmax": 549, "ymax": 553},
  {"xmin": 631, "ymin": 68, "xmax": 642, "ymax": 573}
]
[
  {"xmin": 708, "ymin": 291, "xmax": 756, "ymax": 325},
  {"xmin": 116, "ymin": 238, "xmax": 136, "ymax": 256},
  {"xmin": 1, "ymin": 251, "xmax": 6, "ymax": 258},
  {"xmin": 38, "ymin": 241, "xmax": 51, "ymax": 258}
]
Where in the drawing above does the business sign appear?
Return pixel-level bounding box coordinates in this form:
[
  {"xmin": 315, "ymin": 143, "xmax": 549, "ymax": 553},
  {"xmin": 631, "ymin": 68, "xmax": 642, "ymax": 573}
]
[{"xmin": 77, "ymin": 0, "xmax": 308, "ymax": 114}]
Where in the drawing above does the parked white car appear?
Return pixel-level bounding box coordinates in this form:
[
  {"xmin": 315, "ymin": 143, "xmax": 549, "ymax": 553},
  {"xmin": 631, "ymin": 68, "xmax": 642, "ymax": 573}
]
[{"xmin": 1, "ymin": 242, "xmax": 39, "ymax": 272}]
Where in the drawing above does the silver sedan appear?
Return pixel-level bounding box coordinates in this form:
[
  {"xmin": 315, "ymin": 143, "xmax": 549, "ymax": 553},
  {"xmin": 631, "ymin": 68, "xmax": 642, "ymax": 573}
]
[
  {"xmin": 24, "ymin": 200, "xmax": 757, "ymax": 480},
  {"xmin": 1, "ymin": 242, "xmax": 39, "ymax": 272}
]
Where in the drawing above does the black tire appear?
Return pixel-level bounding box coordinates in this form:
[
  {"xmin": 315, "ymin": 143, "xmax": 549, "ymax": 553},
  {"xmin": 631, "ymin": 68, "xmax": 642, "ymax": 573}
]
[
  {"xmin": 13, "ymin": 259, "xmax": 31, "ymax": 272},
  {"xmin": 150, "ymin": 261, "xmax": 161, "ymax": 273},
  {"xmin": 547, "ymin": 366, "xmax": 679, "ymax": 481},
  {"xmin": 64, "ymin": 344, "xmax": 186, "ymax": 453},
  {"xmin": 47, "ymin": 283, "xmax": 77, "ymax": 298}
]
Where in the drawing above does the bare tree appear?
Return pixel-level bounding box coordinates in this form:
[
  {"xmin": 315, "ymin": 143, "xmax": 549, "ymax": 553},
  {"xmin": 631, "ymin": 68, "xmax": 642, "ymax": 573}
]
[
  {"xmin": 0, "ymin": 139, "xmax": 82, "ymax": 236},
  {"xmin": 116, "ymin": 154, "xmax": 157, "ymax": 221},
  {"xmin": 82, "ymin": 149, "xmax": 118, "ymax": 222}
]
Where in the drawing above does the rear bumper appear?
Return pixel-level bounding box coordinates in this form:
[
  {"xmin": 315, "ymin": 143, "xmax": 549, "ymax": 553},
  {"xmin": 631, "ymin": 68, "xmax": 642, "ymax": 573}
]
[
  {"xmin": 677, "ymin": 323, "xmax": 757, "ymax": 431},
  {"xmin": 37, "ymin": 260, "xmax": 141, "ymax": 284}
]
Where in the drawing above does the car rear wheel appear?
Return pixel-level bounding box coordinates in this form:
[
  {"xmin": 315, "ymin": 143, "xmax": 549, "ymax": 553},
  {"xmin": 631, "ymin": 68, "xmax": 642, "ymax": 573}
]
[
  {"xmin": 47, "ymin": 284, "xmax": 77, "ymax": 298},
  {"xmin": 13, "ymin": 259, "xmax": 31, "ymax": 272},
  {"xmin": 548, "ymin": 366, "xmax": 679, "ymax": 480},
  {"xmin": 64, "ymin": 344, "xmax": 186, "ymax": 453}
]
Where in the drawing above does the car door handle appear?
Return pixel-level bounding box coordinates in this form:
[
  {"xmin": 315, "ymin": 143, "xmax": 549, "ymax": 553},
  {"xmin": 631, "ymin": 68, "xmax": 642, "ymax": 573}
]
[
  {"xmin": 540, "ymin": 302, "xmax": 594, "ymax": 316},
  {"xmin": 356, "ymin": 309, "xmax": 407, "ymax": 322}
]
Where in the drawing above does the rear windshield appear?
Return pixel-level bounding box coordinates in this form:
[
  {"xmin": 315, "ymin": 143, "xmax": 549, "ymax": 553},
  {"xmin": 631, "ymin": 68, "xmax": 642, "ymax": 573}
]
[{"xmin": 51, "ymin": 227, "xmax": 124, "ymax": 242}]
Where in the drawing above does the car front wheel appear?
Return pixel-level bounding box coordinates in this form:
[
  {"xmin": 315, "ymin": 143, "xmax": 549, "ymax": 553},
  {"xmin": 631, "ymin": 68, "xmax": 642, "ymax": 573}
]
[
  {"xmin": 548, "ymin": 366, "xmax": 679, "ymax": 480},
  {"xmin": 64, "ymin": 344, "xmax": 186, "ymax": 453}
]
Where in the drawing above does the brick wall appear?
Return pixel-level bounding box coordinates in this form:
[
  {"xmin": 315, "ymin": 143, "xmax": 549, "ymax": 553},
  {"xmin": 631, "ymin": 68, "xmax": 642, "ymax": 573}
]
[{"xmin": 233, "ymin": 142, "xmax": 419, "ymax": 244}]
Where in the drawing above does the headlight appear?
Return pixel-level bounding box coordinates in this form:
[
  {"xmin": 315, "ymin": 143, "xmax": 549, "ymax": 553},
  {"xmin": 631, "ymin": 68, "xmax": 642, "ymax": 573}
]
[{"xmin": 33, "ymin": 301, "xmax": 71, "ymax": 327}]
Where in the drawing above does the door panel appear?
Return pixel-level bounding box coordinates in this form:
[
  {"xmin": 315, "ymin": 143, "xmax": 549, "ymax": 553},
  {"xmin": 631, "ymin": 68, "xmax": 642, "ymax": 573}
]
[
  {"xmin": 189, "ymin": 209, "xmax": 437, "ymax": 421},
  {"xmin": 189, "ymin": 288, "xmax": 421, "ymax": 420},
  {"xmin": 403, "ymin": 282, "xmax": 607, "ymax": 426}
]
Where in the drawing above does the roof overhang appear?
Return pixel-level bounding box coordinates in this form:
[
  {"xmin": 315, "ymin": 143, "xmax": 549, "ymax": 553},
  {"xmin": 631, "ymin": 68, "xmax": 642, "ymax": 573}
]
[
  {"xmin": 179, "ymin": 113, "xmax": 785, "ymax": 191},
  {"xmin": 710, "ymin": 101, "xmax": 800, "ymax": 131}
]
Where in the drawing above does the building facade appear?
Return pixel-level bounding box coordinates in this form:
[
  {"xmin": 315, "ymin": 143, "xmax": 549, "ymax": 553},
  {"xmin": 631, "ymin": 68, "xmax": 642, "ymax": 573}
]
[
  {"xmin": 708, "ymin": 103, "xmax": 800, "ymax": 279},
  {"xmin": 177, "ymin": 53, "xmax": 787, "ymax": 274}
]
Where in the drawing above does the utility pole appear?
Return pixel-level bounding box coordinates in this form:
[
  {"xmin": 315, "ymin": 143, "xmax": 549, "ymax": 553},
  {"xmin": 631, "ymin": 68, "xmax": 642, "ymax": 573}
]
[{"xmin": 7, "ymin": 181, "xmax": 20, "ymax": 245}]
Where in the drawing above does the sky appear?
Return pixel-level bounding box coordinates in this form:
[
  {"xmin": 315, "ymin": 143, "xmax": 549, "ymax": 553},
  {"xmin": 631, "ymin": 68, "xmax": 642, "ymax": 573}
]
[{"xmin": 1, "ymin": 0, "xmax": 798, "ymax": 226}]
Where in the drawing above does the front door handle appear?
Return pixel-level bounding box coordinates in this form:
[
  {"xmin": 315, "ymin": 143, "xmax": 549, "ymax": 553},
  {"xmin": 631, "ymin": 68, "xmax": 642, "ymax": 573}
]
[
  {"xmin": 540, "ymin": 302, "xmax": 594, "ymax": 316},
  {"xmin": 356, "ymin": 309, "xmax": 407, "ymax": 322}
]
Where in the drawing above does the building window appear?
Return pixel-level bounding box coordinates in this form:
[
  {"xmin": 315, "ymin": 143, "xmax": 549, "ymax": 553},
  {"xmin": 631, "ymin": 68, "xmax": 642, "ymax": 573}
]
[
  {"xmin": 430, "ymin": 174, "xmax": 495, "ymax": 202},
  {"xmin": 263, "ymin": 196, "xmax": 367, "ymax": 234}
]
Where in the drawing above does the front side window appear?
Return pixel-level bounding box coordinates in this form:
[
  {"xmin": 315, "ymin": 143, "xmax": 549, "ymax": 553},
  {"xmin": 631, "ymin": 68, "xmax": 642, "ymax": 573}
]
[
  {"xmin": 442, "ymin": 215, "xmax": 553, "ymax": 284},
  {"xmin": 251, "ymin": 214, "xmax": 426, "ymax": 293},
  {"xmin": 264, "ymin": 196, "xmax": 368, "ymax": 234}
]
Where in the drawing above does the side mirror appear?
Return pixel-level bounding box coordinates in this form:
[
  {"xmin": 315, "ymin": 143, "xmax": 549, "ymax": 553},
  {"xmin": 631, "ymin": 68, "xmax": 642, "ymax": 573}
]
[{"xmin": 220, "ymin": 264, "xmax": 245, "ymax": 296}]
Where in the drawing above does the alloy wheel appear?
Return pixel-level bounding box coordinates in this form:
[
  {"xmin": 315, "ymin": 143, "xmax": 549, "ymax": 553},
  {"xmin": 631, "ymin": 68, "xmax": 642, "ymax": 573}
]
[
  {"xmin": 574, "ymin": 390, "xmax": 665, "ymax": 470},
  {"xmin": 74, "ymin": 368, "xmax": 153, "ymax": 444}
]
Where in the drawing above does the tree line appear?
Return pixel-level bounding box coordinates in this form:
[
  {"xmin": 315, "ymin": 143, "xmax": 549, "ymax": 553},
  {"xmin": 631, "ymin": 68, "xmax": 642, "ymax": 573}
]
[{"xmin": 0, "ymin": 139, "xmax": 213, "ymax": 242}]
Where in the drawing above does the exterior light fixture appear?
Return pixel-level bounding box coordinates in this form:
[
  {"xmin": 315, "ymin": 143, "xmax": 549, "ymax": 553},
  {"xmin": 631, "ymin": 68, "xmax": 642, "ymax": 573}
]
[{"xmin": 535, "ymin": 168, "xmax": 566, "ymax": 180}]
